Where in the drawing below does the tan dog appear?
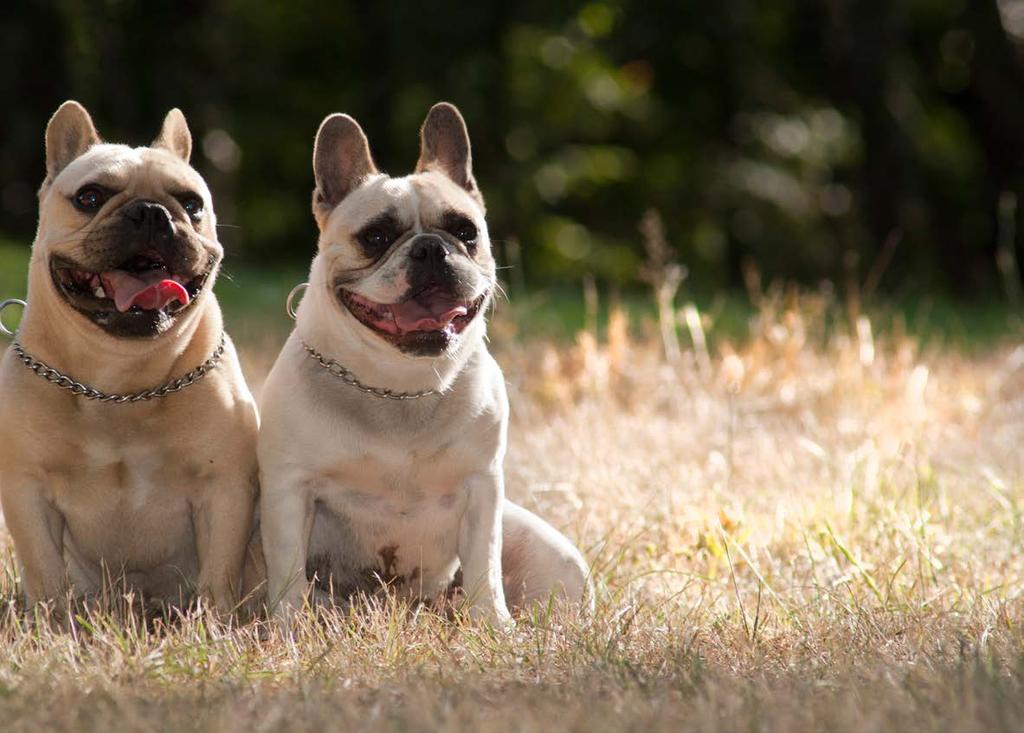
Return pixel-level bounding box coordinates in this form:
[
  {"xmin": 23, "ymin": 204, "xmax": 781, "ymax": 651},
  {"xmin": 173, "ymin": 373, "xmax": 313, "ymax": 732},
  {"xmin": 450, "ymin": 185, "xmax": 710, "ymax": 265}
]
[
  {"xmin": 259, "ymin": 103, "xmax": 591, "ymax": 624},
  {"xmin": 0, "ymin": 101, "xmax": 259, "ymax": 613}
]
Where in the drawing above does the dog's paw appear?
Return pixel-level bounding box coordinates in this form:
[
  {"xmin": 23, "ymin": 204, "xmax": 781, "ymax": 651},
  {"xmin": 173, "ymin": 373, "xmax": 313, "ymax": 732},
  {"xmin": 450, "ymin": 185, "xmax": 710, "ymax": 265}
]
[
  {"xmin": 467, "ymin": 602, "xmax": 515, "ymax": 632},
  {"xmin": 268, "ymin": 599, "xmax": 307, "ymax": 636}
]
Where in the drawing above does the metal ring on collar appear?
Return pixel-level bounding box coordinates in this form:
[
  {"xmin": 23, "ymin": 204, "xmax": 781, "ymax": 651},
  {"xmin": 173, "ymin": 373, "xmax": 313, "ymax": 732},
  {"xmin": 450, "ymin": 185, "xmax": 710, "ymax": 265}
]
[
  {"xmin": 0, "ymin": 298, "xmax": 26, "ymax": 337},
  {"xmin": 286, "ymin": 282, "xmax": 309, "ymax": 320}
]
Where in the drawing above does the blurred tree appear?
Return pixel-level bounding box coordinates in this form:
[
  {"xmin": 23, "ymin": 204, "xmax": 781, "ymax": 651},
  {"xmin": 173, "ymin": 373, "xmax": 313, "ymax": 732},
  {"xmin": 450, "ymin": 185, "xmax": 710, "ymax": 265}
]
[{"xmin": 0, "ymin": 0, "xmax": 1021, "ymax": 298}]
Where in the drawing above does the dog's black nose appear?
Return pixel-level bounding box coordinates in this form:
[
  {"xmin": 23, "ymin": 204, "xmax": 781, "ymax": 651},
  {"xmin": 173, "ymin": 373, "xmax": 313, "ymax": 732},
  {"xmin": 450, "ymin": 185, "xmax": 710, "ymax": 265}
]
[
  {"xmin": 409, "ymin": 234, "xmax": 449, "ymax": 265},
  {"xmin": 123, "ymin": 200, "xmax": 174, "ymax": 239}
]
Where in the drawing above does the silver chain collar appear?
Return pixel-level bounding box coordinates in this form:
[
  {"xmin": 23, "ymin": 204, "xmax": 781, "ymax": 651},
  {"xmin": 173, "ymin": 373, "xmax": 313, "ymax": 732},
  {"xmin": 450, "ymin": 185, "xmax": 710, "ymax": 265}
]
[
  {"xmin": 9, "ymin": 334, "xmax": 226, "ymax": 404},
  {"xmin": 301, "ymin": 341, "xmax": 439, "ymax": 400},
  {"xmin": 288, "ymin": 283, "xmax": 438, "ymax": 401}
]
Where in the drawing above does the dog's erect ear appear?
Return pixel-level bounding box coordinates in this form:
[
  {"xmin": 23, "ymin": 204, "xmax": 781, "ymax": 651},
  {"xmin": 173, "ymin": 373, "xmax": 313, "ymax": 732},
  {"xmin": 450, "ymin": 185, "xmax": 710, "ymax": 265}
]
[
  {"xmin": 415, "ymin": 102, "xmax": 481, "ymax": 203},
  {"xmin": 312, "ymin": 113, "xmax": 378, "ymax": 223},
  {"xmin": 152, "ymin": 108, "xmax": 192, "ymax": 162},
  {"xmin": 45, "ymin": 101, "xmax": 101, "ymax": 179}
]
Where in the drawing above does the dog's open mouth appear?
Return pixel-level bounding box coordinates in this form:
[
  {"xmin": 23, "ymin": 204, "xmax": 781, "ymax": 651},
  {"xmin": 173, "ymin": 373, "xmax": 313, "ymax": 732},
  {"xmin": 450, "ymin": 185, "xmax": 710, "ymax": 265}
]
[
  {"xmin": 52, "ymin": 252, "xmax": 209, "ymax": 314},
  {"xmin": 50, "ymin": 252, "xmax": 213, "ymax": 336},
  {"xmin": 338, "ymin": 286, "xmax": 486, "ymax": 354}
]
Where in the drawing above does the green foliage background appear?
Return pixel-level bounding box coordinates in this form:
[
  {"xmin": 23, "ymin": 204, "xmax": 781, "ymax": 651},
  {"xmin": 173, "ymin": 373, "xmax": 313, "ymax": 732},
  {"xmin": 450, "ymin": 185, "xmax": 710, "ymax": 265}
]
[{"xmin": 2, "ymin": 0, "xmax": 1024, "ymax": 297}]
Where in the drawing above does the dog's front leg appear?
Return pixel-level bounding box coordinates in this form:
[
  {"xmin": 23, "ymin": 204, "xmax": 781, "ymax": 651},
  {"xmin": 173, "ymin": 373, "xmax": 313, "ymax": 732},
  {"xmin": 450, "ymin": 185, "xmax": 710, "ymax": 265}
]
[
  {"xmin": 260, "ymin": 476, "xmax": 314, "ymax": 621},
  {"xmin": 1, "ymin": 479, "xmax": 67, "ymax": 607},
  {"xmin": 191, "ymin": 478, "xmax": 257, "ymax": 613},
  {"xmin": 458, "ymin": 470, "xmax": 512, "ymax": 626}
]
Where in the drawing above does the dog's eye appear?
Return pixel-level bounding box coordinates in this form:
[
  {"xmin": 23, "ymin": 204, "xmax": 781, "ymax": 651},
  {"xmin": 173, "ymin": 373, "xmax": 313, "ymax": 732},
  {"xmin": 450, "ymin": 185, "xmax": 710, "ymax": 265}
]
[
  {"xmin": 179, "ymin": 195, "xmax": 204, "ymax": 220},
  {"xmin": 359, "ymin": 226, "xmax": 394, "ymax": 251},
  {"xmin": 72, "ymin": 186, "xmax": 107, "ymax": 213},
  {"xmin": 448, "ymin": 218, "xmax": 478, "ymax": 246}
]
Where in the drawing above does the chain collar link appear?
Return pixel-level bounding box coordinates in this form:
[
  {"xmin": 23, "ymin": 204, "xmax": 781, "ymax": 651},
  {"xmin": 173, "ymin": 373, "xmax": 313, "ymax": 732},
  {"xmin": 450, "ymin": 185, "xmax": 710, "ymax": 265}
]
[
  {"xmin": 301, "ymin": 341, "xmax": 439, "ymax": 400},
  {"xmin": 9, "ymin": 334, "xmax": 226, "ymax": 404}
]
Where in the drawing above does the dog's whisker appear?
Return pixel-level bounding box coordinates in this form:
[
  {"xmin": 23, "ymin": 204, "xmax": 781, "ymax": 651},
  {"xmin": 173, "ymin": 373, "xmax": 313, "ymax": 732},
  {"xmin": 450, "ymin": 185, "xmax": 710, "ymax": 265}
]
[{"xmin": 492, "ymin": 281, "xmax": 510, "ymax": 304}]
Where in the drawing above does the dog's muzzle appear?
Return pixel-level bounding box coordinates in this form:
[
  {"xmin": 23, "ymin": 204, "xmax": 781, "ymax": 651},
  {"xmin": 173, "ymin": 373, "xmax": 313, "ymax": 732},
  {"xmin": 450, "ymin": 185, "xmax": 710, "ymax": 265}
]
[{"xmin": 48, "ymin": 198, "xmax": 217, "ymax": 338}]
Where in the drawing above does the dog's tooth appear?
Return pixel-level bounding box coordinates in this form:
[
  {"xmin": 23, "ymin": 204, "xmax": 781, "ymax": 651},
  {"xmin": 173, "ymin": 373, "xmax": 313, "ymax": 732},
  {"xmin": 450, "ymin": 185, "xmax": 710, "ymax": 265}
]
[{"xmin": 94, "ymin": 284, "xmax": 105, "ymax": 298}]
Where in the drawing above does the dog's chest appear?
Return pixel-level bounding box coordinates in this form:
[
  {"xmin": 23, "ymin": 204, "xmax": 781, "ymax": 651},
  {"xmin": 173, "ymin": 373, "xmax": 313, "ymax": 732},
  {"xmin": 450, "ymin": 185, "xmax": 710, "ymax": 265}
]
[
  {"xmin": 307, "ymin": 442, "xmax": 475, "ymax": 591},
  {"xmin": 317, "ymin": 446, "xmax": 470, "ymax": 522},
  {"xmin": 45, "ymin": 433, "xmax": 202, "ymax": 566}
]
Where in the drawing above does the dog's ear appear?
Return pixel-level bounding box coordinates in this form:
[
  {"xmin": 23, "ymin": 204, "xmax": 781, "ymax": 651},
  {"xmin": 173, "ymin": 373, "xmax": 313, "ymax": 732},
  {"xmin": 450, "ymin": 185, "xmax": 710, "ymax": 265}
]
[
  {"xmin": 45, "ymin": 101, "xmax": 101, "ymax": 179},
  {"xmin": 415, "ymin": 102, "xmax": 482, "ymax": 206},
  {"xmin": 312, "ymin": 113, "xmax": 378, "ymax": 226},
  {"xmin": 152, "ymin": 108, "xmax": 192, "ymax": 162}
]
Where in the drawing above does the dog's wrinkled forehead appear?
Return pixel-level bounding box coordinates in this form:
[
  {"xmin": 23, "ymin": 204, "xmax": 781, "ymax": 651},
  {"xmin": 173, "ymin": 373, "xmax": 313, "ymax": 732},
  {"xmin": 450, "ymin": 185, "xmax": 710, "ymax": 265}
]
[
  {"xmin": 47, "ymin": 144, "xmax": 211, "ymax": 204},
  {"xmin": 322, "ymin": 171, "xmax": 483, "ymax": 243}
]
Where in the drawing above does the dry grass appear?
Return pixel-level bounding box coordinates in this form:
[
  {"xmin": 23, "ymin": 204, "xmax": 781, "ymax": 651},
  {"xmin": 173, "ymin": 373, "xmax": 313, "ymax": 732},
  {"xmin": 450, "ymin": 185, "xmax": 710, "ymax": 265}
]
[{"xmin": 2, "ymin": 288, "xmax": 1024, "ymax": 732}]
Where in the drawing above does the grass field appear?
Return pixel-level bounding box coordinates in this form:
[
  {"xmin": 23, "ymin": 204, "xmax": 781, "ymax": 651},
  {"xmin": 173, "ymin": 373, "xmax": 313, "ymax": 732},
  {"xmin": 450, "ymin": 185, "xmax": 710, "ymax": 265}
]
[{"xmin": 1, "ymin": 241, "xmax": 1024, "ymax": 731}]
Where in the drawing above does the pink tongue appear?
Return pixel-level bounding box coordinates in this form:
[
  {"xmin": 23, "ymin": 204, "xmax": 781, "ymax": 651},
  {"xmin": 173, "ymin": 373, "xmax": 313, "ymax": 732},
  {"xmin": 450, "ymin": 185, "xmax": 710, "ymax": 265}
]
[
  {"xmin": 390, "ymin": 297, "xmax": 468, "ymax": 331},
  {"xmin": 101, "ymin": 271, "xmax": 190, "ymax": 313}
]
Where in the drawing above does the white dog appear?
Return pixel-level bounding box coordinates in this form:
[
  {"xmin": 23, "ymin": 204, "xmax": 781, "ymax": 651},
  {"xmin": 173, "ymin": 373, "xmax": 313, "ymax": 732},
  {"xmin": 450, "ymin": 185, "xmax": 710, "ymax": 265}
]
[{"xmin": 258, "ymin": 103, "xmax": 591, "ymax": 624}]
